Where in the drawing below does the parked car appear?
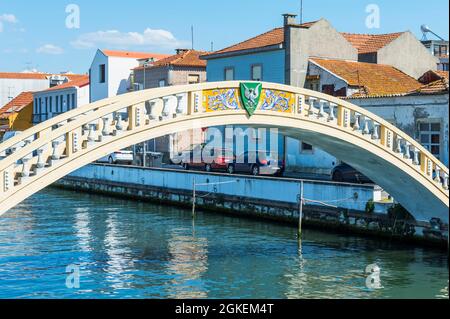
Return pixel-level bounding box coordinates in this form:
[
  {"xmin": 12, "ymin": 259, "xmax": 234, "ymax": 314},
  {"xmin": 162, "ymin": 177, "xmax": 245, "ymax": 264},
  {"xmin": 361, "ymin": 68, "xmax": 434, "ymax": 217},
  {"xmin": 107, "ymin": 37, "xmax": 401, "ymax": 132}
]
[
  {"xmin": 204, "ymin": 149, "xmax": 235, "ymax": 172},
  {"xmin": 181, "ymin": 144, "xmax": 206, "ymax": 170},
  {"xmin": 98, "ymin": 150, "xmax": 134, "ymax": 165},
  {"xmin": 331, "ymin": 163, "xmax": 373, "ymax": 184},
  {"xmin": 227, "ymin": 151, "xmax": 281, "ymax": 176}
]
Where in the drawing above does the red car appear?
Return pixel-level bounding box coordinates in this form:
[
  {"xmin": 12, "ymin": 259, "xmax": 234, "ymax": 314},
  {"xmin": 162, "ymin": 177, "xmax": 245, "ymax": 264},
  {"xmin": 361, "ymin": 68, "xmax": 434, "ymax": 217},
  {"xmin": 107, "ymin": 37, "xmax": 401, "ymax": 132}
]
[
  {"xmin": 205, "ymin": 149, "xmax": 235, "ymax": 172},
  {"xmin": 182, "ymin": 146, "xmax": 234, "ymax": 172}
]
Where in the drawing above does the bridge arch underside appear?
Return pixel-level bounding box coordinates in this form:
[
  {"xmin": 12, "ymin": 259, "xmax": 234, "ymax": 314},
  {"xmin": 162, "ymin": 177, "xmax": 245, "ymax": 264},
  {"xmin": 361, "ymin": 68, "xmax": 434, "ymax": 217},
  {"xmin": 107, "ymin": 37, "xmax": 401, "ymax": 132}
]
[{"xmin": 5, "ymin": 112, "xmax": 449, "ymax": 223}]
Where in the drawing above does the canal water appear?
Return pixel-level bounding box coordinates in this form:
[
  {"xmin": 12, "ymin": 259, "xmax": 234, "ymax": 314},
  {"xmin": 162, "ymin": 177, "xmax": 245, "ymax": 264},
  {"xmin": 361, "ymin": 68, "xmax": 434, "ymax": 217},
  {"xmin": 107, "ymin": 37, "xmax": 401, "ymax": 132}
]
[{"xmin": 0, "ymin": 188, "xmax": 447, "ymax": 299}]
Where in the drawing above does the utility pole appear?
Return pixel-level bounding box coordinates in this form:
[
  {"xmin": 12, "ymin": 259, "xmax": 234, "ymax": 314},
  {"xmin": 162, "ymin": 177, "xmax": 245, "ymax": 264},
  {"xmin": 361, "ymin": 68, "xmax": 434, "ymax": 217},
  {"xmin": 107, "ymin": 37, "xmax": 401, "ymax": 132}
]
[{"xmin": 298, "ymin": 180, "xmax": 304, "ymax": 240}]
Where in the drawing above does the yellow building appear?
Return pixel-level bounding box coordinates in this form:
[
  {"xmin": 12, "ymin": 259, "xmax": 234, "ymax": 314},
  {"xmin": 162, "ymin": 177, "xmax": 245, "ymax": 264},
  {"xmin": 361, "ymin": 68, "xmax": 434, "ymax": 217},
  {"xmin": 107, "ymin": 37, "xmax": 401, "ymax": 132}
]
[{"xmin": 0, "ymin": 92, "xmax": 34, "ymax": 138}]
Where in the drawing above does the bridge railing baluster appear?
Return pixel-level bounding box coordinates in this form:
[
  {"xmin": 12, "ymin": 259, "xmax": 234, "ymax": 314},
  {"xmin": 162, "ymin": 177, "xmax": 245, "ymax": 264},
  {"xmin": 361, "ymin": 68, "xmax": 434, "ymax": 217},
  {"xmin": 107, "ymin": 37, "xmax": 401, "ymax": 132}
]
[{"xmin": 328, "ymin": 103, "xmax": 336, "ymax": 122}]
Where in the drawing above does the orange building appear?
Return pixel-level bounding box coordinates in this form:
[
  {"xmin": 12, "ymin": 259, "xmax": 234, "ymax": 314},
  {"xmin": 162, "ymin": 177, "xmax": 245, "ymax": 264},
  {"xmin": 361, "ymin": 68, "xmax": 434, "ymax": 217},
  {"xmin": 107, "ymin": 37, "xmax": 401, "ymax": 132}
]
[{"xmin": 0, "ymin": 92, "xmax": 34, "ymax": 138}]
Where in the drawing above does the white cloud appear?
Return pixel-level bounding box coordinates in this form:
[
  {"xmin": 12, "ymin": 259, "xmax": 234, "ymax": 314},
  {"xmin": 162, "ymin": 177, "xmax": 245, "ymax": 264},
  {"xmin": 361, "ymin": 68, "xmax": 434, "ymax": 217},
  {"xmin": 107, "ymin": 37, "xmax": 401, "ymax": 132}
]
[
  {"xmin": 0, "ymin": 13, "xmax": 18, "ymax": 32},
  {"xmin": 36, "ymin": 44, "xmax": 64, "ymax": 55},
  {"xmin": 71, "ymin": 28, "xmax": 188, "ymax": 50}
]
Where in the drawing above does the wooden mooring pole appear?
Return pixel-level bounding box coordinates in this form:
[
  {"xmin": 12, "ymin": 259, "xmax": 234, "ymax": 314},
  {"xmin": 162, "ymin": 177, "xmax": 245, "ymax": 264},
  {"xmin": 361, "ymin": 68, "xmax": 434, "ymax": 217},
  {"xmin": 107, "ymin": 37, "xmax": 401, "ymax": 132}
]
[
  {"xmin": 192, "ymin": 178, "xmax": 196, "ymax": 218},
  {"xmin": 298, "ymin": 180, "xmax": 304, "ymax": 240}
]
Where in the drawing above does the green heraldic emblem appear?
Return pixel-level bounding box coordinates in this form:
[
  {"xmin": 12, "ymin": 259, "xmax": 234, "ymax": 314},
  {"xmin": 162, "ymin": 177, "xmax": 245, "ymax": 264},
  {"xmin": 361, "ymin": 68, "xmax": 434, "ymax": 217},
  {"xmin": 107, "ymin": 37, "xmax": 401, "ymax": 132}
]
[{"xmin": 240, "ymin": 82, "xmax": 262, "ymax": 117}]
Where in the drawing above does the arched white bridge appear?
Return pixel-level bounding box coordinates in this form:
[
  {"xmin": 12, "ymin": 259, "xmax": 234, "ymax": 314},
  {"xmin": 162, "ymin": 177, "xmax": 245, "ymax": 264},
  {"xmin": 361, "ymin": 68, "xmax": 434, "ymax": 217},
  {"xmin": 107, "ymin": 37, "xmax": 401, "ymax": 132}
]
[{"xmin": 0, "ymin": 81, "xmax": 448, "ymax": 223}]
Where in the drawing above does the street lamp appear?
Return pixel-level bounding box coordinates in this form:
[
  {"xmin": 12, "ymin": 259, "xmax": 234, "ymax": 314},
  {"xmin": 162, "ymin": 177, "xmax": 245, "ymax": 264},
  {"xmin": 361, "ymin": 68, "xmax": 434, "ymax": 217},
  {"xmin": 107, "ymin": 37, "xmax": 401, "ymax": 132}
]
[{"xmin": 141, "ymin": 60, "xmax": 151, "ymax": 166}]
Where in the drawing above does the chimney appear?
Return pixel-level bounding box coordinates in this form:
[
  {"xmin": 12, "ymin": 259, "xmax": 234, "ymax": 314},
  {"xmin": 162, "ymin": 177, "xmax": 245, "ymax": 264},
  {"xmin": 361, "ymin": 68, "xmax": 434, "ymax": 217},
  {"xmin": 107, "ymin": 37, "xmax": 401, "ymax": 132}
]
[
  {"xmin": 283, "ymin": 13, "xmax": 298, "ymax": 26},
  {"xmin": 176, "ymin": 48, "xmax": 190, "ymax": 55}
]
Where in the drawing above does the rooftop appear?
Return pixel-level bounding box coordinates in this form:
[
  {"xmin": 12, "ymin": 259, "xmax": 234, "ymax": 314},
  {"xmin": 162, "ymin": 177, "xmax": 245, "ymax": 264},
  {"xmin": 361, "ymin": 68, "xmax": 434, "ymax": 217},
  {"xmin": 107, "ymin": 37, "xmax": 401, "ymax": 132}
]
[
  {"xmin": 135, "ymin": 50, "xmax": 207, "ymax": 70},
  {"xmin": 101, "ymin": 49, "xmax": 170, "ymax": 60},
  {"xmin": 408, "ymin": 78, "xmax": 449, "ymax": 95},
  {"xmin": 310, "ymin": 58, "xmax": 422, "ymax": 98},
  {"xmin": 0, "ymin": 92, "xmax": 34, "ymax": 118},
  {"xmin": 418, "ymin": 70, "xmax": 449, "ymax": 84},
  {"xmin": 341, "ymin": 32, "xmax": 405, "ymax": 54},
  {"xmin": 0, "ymin": 72, "xmax": 87, "ymax": 81},
  {"xmin": 37, "ymin": 75, "xmax": 89, "ymax": 93},
  {"xmin": 202, "ymin": 21, "xmax": 318, "ymax": 58}
]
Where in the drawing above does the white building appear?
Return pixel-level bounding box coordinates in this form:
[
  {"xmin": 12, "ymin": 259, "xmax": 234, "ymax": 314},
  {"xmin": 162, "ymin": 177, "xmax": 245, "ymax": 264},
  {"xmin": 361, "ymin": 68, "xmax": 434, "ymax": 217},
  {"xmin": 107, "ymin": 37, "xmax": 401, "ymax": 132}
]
[
  {"xmin": 33, "ymin": 76, "xmax": 90, "ymax": 123},
  {"xmin": 89, "ymin": 49, "xmax": 170, "ymax": 102},
  {"xmin": 0, "ymin": 72, "xmax": 87, "ymax": 109}
]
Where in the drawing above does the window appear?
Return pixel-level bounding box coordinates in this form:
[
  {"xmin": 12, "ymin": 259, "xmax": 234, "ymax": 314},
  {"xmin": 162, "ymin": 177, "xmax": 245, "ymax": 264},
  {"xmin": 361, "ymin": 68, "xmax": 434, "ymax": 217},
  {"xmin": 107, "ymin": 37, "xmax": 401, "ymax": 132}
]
[
  {"xmin": 55, "ymin": 96, "xmax": 59, "ymax": 113},
  {"xmin": 99, "ymin": 64, "xmax": 106, "ymax": 83},
  {"xmin": 419, "ymin": 122, "xmax": 441, "ymax": 159},
  {"xmin": 251, "ymin": 64, "xmax": 262, "ymax": 81},
  {"xmin": 45, "ymin": 97, "xmax": 48, "ymax": 114},
  {"xmin": 158, "ymin": 79, "xmax": 166, "ymax": 87},
  {"xmin": 72, "ymin": 93, "xmax": 76, "ymax": 108},
  {"xmin": 60, "ymin": 95, "xmax": 64, "ymax": 112},
  {"xmin": 301, "ymin": 142, "xmax": 313, "ymax": 153},
  {"xmin": 224, "ymin": 67, "xmax": 234, "ymax": 81},
  {"xmin": 322, "ymin": 84, "xmax": 335, "ymax": 95},
  {"xmin": 188, "ymin": 74, "xmax": 200, "ymax": 84},
  {"xmin": 67, "ymin": 94, "xmax": 71, "ymax": 110},
  {"xmin": 434, "ymin": 44, "xmax": 448, "ymax": 57},
  {"xmin": 49, "ymin": 96, "xmax": 53, "ymax": 113}
]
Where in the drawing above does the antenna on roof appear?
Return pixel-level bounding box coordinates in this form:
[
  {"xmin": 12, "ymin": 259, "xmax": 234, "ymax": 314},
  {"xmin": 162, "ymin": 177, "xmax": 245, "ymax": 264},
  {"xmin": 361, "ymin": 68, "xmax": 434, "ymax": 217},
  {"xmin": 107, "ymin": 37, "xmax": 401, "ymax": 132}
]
[
  {"xmin": 421, "ymin": 24, "xmax": 445, "ymax": 41},
  {"xmin": 300, "ymin": 0, "xmax": 303, "ymax": 24},
  {"xmin": 191, "ymin": 25, "xmax": 194, "ymax": 50}
]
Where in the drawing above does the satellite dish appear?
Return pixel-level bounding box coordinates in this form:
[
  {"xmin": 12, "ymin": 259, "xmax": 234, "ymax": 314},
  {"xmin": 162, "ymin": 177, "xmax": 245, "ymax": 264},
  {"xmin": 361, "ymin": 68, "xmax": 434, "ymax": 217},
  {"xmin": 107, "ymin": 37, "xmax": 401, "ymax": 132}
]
[
  {"xmin": 420, "ymin": 24, "xmax": 445, "ymax": 41},
  {"xmin": 421, "ymin": 24, "xmax": 431, "ymax": 33}
]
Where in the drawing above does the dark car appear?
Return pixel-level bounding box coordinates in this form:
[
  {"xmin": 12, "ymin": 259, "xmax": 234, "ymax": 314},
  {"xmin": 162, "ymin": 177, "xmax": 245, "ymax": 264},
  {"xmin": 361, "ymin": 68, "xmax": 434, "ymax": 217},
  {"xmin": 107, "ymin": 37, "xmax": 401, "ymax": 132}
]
[
  {"xmin": 331, "ymin": 163, "xmax": 373, "ymax": 184},
  {"xmin": 227, "ymin": 151, "xmax": 281, "ymax": 176}
]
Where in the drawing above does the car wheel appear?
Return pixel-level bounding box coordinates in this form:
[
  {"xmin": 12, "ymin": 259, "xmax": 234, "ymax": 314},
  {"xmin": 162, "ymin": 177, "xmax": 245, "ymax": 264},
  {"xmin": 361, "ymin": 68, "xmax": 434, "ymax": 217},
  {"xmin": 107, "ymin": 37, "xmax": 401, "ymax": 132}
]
[
  {"xmin": 252, "ymin": 165, "xmax": 260, "ymax": 176},
  {"xmin": 108, "ymin": 156, "xmax": 114, "ymax": 164},
  {"xmin": 205, "ymin": 164, "xmax": 212, "ymax": 172},
  {"xmin": 227, "ymin": 164, "xmax": 235, "ymax": 174},
  {"xmin": 333, "ymin": 171, "xmax": 343, "ymax": 182}
]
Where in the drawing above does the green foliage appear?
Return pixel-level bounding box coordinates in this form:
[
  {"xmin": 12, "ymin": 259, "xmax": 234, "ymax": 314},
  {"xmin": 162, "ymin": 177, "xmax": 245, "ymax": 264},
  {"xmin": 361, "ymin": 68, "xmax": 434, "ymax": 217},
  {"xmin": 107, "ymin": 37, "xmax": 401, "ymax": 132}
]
[{"xmin": 365, "ymin": 199, "xmax": 375, "ymax": 214}]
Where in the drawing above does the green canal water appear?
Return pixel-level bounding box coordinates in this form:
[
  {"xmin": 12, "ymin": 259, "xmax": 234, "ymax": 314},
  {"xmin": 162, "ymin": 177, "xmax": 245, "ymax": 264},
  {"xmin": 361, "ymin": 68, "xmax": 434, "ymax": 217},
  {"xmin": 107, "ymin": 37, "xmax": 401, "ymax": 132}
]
[{"xmin": 0, "ymin": 188, "xmax": 447, "ymax": 299}]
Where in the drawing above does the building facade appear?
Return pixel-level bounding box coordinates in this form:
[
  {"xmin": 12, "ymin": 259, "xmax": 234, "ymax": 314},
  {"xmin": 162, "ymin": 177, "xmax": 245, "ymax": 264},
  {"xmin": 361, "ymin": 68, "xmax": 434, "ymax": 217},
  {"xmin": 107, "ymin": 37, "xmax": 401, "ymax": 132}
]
[
  {"xmin": 421, "ymin": 39, "xmax": 449, "ymax": 71},
  {"xmin": 0, "ymin": 72, "xmax": 86, "ymax": 109},
  {"xmin": 0, "ymin": 92, "xmax": 34, "ymax": 137},
  {"xmin": 89, "ymin": 49, "xmax": 170, "ymax": 102},
  {"xmin": 33, "ymin": 76, "xmax": 90, "ymax": 124},
  {"xmin": 133, "ymin": 49, "xmax": 208, "ymax": 162}
]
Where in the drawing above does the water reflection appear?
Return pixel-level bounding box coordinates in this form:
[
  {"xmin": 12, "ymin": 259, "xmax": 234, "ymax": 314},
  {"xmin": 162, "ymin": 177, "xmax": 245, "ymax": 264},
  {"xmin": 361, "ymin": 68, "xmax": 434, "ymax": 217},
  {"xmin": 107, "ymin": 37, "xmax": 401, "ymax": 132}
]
[
  {"xmin": 103, "ymin": 212, "xmax": 135, "ymax": 293},
  {"xmin": 0, "ymin": 188, "xmax": 447, "ymax": 299},
  {"xmin": 165, "ymin": 223, "xmax": 209, "ymax": 299}
]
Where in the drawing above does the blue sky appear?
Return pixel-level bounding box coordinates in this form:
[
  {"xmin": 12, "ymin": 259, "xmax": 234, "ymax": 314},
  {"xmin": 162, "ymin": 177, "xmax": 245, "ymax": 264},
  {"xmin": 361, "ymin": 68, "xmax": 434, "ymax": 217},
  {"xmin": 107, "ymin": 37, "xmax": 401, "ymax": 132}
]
[{"xmin": 0, "ymin": 0, "xmax": 448, "ymax": 74}]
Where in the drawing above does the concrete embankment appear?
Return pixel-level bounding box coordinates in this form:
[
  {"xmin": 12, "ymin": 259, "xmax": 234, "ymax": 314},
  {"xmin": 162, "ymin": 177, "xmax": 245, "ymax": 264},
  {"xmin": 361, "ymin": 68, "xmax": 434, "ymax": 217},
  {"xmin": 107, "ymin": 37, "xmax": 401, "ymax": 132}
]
[{"xmin": 54, "ymin": 164, "xmax": 448, "ymax": 246}]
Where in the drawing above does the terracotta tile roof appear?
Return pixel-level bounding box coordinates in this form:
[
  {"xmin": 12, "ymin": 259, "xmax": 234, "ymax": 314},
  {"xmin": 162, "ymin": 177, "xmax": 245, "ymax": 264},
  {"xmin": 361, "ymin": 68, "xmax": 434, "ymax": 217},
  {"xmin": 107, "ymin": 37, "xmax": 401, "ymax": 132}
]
[
  {"xmin": 310, "ymin": 58, "xmax": 422, "ymax": 98},
  {"xmin": 101, "ymin": 49, "xmax": 170, "ymax": 60},
  {"xmin": 202, "ymin": 21, "xmax": 317, "ymax": 58},
  {"xmin": 341, "ymin": 32, "xmax": 405, "ymax": 54},
  {"xmin": 0, "ymin": 92, "xmax": 34, "ymax": 117},
  {"xmin": 0, "ymin": 72, "xmax": 87, "ymax": 81},
  {"xmin": 408, "ymin": 78, "xmax": 449, "ymax": 95},
  {"xmin": 37, "ymin": 75, "xmax": 89, "ymax": 93},
  {"xmin": 0, "ymin": 72, "xmax": 51, "ymax": 80},
  {"xmin": 418, "ymin": 70, "xmax": 449, "ymax": 84},
  {"xmin": 436, "ymin": 70, "xmax": 449, "ymax": 79},
  {"xmin": 135, "ymin": 50, "xmax": 207, "ymax": 70}
]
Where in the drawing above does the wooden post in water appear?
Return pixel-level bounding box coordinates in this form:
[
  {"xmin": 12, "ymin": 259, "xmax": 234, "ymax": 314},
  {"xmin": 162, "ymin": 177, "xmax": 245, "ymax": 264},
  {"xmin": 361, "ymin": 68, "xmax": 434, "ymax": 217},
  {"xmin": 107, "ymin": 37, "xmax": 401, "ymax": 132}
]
[
  {"xmin": 298, "ymin": 180, "xmax": 304, "ymax": 240},
  {"xmin": 192, "ymin": 178, "xmax": 196, "ymax": 218}
]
